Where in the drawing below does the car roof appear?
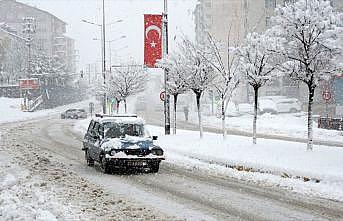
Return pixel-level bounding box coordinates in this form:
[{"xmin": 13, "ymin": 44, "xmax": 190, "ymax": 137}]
[
  {"xmin": 93, "ymin": 114, "xmax": 145, "ymax": 125},
  {"xmin": 275, "ymin": 98, "xmax": 299, "ymax": 102}
]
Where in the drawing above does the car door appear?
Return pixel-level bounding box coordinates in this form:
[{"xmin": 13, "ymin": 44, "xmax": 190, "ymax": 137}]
[
  {"xmin": 89, "ymin": 122, "xmax": 102, "ymax": 161},
  {"xmin": 83, "ymin": 120, "xmax": 94, "ymax": 150},
  {"xmin": 276, "ymin": 101, "xmax": 287, "ymax": 113}
]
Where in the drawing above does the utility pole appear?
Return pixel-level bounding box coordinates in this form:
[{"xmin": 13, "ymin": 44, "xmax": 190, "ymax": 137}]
[
  {"xmin": 102, "ymin": 0, "xmax": 107, "ymax": 114},
  {"xmin": 163, "ymin": 0, "xmax": 170, "ymax": 135}
]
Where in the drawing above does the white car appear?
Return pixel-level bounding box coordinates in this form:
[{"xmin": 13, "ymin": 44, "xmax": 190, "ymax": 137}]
[
  {"xmin": 259, "ymin": 98, "xmax": 302, "ymax": 114},
  {"xmin": 274, "ymin": 98, "xmax": 302, "ymax": 113}
]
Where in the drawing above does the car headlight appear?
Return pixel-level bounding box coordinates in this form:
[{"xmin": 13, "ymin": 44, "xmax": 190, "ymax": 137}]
[
  {"xmin": 110, "ymin": 150, "xmax": 117, "ymax": 156},
  {"xmin": 151, "ymin": 148, "xmax": 163, "ymax": 156}
]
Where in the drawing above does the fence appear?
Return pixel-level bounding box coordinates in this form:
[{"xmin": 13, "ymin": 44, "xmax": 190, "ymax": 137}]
[{"xmin": 318, "ymin": 117, "xmax": 343, "ymax": 131}]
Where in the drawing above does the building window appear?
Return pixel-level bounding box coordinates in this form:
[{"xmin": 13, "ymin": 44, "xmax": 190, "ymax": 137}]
[
  {"xmin": 204, "ymin": 0, "xmax": 212, "ymax": 8},
  {"xmin": 265, "ymin": 0, "xmax": 276, "ymax": 9},
  {"xmin": 266, "ymin": 16, "xmax": 272, "ymax": 28}
]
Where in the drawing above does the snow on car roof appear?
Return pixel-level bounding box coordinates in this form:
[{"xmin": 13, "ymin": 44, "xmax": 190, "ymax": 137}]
[{"xmin": 96, "ymin": 115, "xmax": 145, "ymax": 125}]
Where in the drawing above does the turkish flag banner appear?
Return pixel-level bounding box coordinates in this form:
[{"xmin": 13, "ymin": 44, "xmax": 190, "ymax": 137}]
[{"xmin": 144, "ymin": 14, "xmax": 162, "ymax": 68}]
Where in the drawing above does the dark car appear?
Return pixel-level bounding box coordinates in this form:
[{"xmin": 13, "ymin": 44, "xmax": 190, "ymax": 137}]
[
  {"xmin": 61, "ymin": 109, "xmax": 87, "ymax": 119},
  {"xmin": 82, "ymin": 114, "xmax": 165, "ymax": 173}
]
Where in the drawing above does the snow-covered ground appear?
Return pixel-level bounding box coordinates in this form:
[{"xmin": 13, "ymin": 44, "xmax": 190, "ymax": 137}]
[
  {"xmin": 0, "ymin": 97, "xmax": 96, "ymax": 124},
  {"xmin": 185, "ymin": 111, "xmax": 343, "ymax": 143},
  {"xmin": 0, "ymin": 151, "xmax": 85, "ymax": 220},
  {"xmin": 75, "ymin": 117, "xmax": 343, "ymax": 202}
]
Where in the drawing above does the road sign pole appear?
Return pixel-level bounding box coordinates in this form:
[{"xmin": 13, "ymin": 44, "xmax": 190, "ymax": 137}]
[{"xmin": 163, "ymin": 0, "xmax": 170, "ymax": 135}]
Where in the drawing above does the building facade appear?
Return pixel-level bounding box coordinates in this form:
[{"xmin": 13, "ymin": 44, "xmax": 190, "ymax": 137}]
[{"xmin": 0, "ymin": 0, "xmax": 76, "ymax": 76}]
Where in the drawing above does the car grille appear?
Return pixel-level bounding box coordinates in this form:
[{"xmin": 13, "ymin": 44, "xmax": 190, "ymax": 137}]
[{"xmin": 124, "ymin": 149, "xmax": 150, "ymax": 156}]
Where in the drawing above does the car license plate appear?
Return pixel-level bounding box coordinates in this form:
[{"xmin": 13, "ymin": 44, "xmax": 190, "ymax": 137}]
[{"xmin": 128, "ymin": 161, "xmax": 146, "ymax": 166}]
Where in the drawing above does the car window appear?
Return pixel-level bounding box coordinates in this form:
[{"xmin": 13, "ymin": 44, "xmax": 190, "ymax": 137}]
[
  {"xmin": 93, "ymin": 122, "xmax": 100, "ymax": 137},
  {"xmin": 87, "ymin": 120, "xmax": 94, "ymax": 134},
  {"xmin": 99, "ymin": 124, "xmax": 104, "ymax": 137},
  {"xmin": 104, "ymin": 123, "xmax": 144, "ymax": 138}
]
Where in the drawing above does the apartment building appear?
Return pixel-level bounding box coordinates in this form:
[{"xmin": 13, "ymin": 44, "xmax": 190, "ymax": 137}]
[{"xmin": 0, "ymin": 0, "xmax": 76, "ymax": 74}]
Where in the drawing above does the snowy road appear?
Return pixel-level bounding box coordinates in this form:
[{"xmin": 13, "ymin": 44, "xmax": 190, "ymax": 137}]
[{"xmin": 1, "ymin": 115, "xmax": 343, "ymax": 220}]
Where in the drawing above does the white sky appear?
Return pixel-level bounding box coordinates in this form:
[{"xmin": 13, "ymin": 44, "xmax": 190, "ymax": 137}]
[{"xmin": 17, "ymin": 0, "xmax": 197, "ymax": 72}]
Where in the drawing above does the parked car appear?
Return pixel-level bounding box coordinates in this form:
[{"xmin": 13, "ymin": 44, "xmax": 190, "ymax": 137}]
[
  {"xmin": 258, "ymin": 99, "xmax": 278, "ymax": 114},
  {"xmin": 274, "ymin": 98, "xmax": 302, "ymax": 113},
  {"xmin": 61, "ymin": 109, "xmax": 87, "ymax": 119},
  {"xmin": 82, "ymin": 114, "xmax": 165, "ymax": 173},
  {"xmin": 258, "ymin": 98, "xmax": 302, "ymax": 114}
]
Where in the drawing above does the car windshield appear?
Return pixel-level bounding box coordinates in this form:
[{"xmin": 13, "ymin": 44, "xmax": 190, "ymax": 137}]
[{"xmin": 103, "ymin": 122, "xmax": 145, "ymax": 138}]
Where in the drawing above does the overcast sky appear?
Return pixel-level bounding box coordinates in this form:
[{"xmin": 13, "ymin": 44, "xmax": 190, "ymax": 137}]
[{"xmin": 17, "ymin": 0, "xmax": 197, "ymax": 71}]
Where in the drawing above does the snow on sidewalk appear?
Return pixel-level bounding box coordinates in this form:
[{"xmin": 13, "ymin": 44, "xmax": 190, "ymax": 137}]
[
  {"xmin": 75, "ymin": 118, "xmax": 343, "ymax": 202},
  {"xmin": 185, "ymin": 111, "xmax": 343, "ymax": 143}
]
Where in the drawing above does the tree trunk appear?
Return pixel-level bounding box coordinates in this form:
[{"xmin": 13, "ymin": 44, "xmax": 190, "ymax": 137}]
[
  {"xmin": 196, "ymin": 92, "xmax": 203, "ymax": 138},
  {"xmin": 253, "ymin": 86, "xmax": 259, "ymax": 144},
  {"xmin": 173, "ymin": 94, "xmax": 178, "ymax": 135},
  {"xmin": 307, "ymin": 85, "xmax": 315, "ymax": 151},
  {"xmin": 116, "ymin": 100, "xmax": 120, "ymax": 114},
  {"xmin": 124, "ymin": 99, "xmax": 127, "ymax": 113},
  {"xmin": 221, "ymin": 96, "xmax": 226, "ymax": 139}
]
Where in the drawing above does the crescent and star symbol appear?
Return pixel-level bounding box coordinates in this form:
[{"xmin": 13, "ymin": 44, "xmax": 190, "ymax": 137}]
[{"xmin": 145, "ymin": 25, "xmax": 161, "ymax": 48}]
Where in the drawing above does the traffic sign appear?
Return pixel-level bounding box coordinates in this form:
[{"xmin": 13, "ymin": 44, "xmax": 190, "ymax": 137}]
[
  {"xmin": 322, "ymin": 90, "xmax": 332, "ymax": 102},
  {"xmin": 160, "ymin": 91, "xmax": 166, "ymax": 102}
]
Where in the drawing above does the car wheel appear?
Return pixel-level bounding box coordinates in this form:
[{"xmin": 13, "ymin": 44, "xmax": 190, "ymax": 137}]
[
  {"xmin": 85, "ymin": 150, "xmax": 94, "ymax": 167},
  {"xmin": 150, "ymin": 162, "xmax": 160, "ymax": 173},
  {"xmin": 100, "ymin": 157, "xmax": 110, "ymax": 174}
]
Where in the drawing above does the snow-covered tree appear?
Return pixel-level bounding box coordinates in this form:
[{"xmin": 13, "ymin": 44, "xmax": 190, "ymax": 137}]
[
  {"xmin": 269, "ymin": 0, "xmax": 343, "ymax": 150},
  {"xmin": 157, "ymin": 54, "xmax": 189, "ymax": 134},
  {"xmin": 238, "ymin": 32, "xmax": 280, "ymax": 144},
  {"xmin": 179, "ymin": 37, "xmax": 217, "ymax": 138},
  {"xmin": 110, "ymin": 63, "xmax": 147, "ymax": 113},
  {"xmin": 205, "ymin": 32, "xmax": 242, "ymax": 139}
]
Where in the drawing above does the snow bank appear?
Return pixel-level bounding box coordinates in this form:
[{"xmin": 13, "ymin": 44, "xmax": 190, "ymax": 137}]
[
  {"xmin": 0, "ymin": 97, "xmax": 96, "ymax": 124},
  {"xmin": 74, "ymin": 118, "xmax": 343, "ymax": 201},
  {"xmin": 147, "ymin": 125, "xmax": 343, "ymax": 201},
  {"xmin": 186, "ymin": 112, "xmax": 343, "ymax": 143},
  {"xmin": 0, "ymin": 151, "xmax": 79, "ymax": 220}
]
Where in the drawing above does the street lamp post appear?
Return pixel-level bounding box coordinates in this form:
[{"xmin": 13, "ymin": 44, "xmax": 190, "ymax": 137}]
[
  {"xmin": 93, "ymin": 35, "xmax": 126, "ymax": 73},
  {"xmin": 163, "ymin": 0, "xmax": 170, "ymax": 135},
  {"xmin": 107, "ymin": 36, "xmax": 126, "ymax": 72},
  {"xmin": 82, "ymin": 11, "xmax": 123, "ymax": 114},
  {"xmin": 102, "ymin": 0, "xmax": 107, "ymax": 114}
]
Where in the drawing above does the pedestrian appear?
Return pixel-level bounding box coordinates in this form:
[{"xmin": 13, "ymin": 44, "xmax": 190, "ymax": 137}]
[{"xmin": 183, "ymin": 105, "xmax": 189, "ymax": 122}]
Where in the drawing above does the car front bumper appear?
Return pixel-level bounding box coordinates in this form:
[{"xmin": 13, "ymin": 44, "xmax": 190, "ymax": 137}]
[{"xmin": 104, "ymin": 157, "xmax": 164, "ymax": 169}]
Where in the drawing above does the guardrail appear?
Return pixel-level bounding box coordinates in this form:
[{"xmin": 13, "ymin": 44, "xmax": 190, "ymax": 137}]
[
  {"xmin": 27, "ymin": 95, "xmax": 43, "ymax": 112},
  {"xmin": 318, "ymin": 117, "xmax": 343, "ymax": 131}
]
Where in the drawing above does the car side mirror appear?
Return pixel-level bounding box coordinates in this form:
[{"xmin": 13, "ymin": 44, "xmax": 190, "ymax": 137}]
[{"xmin": 152, "ymin": 136, "xmax": 158, "ymax": 141}]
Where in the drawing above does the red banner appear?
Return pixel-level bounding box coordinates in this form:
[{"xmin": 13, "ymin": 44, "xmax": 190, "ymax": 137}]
[
  {"xmin": 19, "ymin": 78, "xmax": 39, "ymax": 90},
  {"xmin": 144, "ymin": 14, "xmax": 162, "ymax": 68}
]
